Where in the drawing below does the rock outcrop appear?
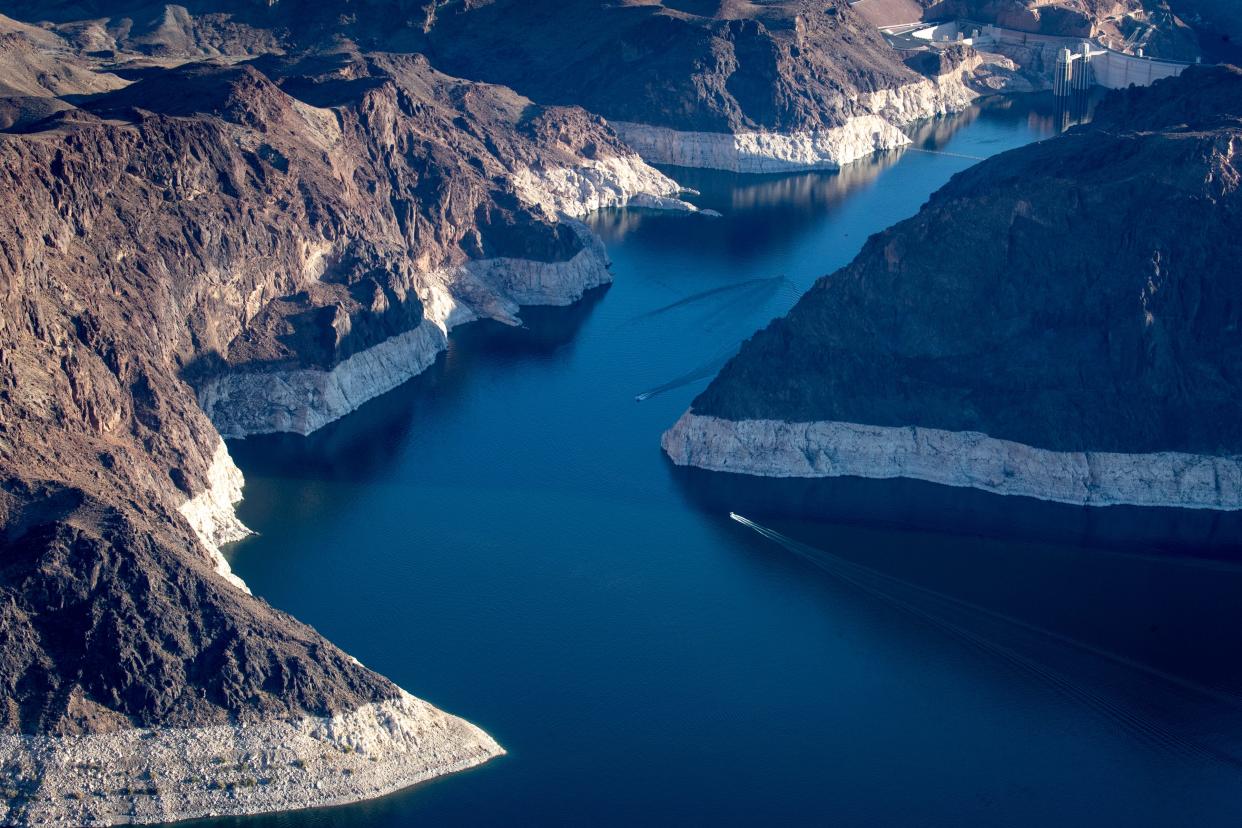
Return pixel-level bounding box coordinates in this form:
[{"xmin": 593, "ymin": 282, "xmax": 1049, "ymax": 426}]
[
  {"xmin": 664, "ymin": 66, "xmax": 1242, "ymax": 510},
  {"xmin": 0, "ymin": 24, "xmax": 688, "ymax": 824},
  {"xmin": 421, "ymin": 0, "xmax": 986, "ymax": 170},
  {"xmin": 0, "ymin": 0, "xmax": 1180, "ymax": 821},
  {"xmin": 3, "ymin": 1, "xmax": 1009, "ymax": 172}
]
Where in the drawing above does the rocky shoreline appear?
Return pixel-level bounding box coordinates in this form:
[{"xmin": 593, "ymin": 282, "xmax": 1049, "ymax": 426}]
[
  {"xmin": 0, "ymin": 691, "xmax": 503, "ymax": 826},
  {"xmin": 146, "ymin": 145, "xmax": 695, "ymax": 824},
  {"xmin": 663, "ymin": 413, "xmax": 1242, "ymax": 511},
  {"xmin": 197, "ymin": 198, "xmax": 687, "ymax": 439},
  {"xmin": 0, "ymin": 30, "xmax": 696, "ymax": 825},
  {"xmin": 175, "ymin": 440, "xmax": 253, "ymax": 591},
  {"xmin": 611, "ymin": 117, "xmax": 910, "ymax": 173},
  {"xmin": 611, "ymin": 59, "xmax": 982, "ymax": 173},
  {"xmin": 6, "ymin": 1, "xmax": 1220, "ymax": 824},
  {"xmin": 665, "ymin": 67, "xmax": 1242, "ymax": 515}
]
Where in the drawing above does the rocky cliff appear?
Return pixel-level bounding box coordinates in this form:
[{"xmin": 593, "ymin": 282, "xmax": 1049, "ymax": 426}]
[
  {"xmin": 423, "ymin": 0, "xmax": 985, "ymax": 170},
  {"xmin": 664, "ymin": 65, "xmax": 1242, "ymax": 510},
  {"xmin": 4, "ymin": 0, "xmax": 994, "ymax": 171},
  {"xmin": 0, "ymin": 0, "xmax": 1123, "ymax": 821},
  {"xmin": 0, "ymin": 21, "xmax": 689, "ymax": 824}
]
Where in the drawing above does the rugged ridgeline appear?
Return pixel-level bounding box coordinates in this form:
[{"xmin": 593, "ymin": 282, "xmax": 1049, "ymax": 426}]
[
  {"xmin": 664, "ymin": 65, "xmax": 1242, "ymax": 510},
  {"xmin": 0, "ymin": 19, "xmax": 694, "ymax": 824},
  {"xmin": 420, "ymin": 0, "xmax": 985, "ymax": 171},
  {"xmin": 5, "ymin": 0, "xmax": 994, "ymax": 172}
]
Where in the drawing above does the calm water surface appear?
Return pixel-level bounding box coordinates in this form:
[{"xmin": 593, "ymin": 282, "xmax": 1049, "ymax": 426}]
[{"xmin": 212, "ymin": 96, "xmax": 1242, "ymax": 827}]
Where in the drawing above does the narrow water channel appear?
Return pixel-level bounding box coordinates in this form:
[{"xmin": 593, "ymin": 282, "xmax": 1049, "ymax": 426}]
[{"xmin": 210, "ymin": 94, "xmax": 1242, "ymax": 828}]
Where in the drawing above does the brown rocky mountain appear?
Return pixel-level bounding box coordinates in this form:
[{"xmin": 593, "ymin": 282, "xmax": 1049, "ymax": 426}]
[
  {"xmin": 664, "ymin": 65, "xmax": 1242, "ymax": 510},
  {"xmin": 417, "ymin": 0, "xmax": 991, "ymax": 170},
  {"xmin": 4, "ymin": 0, "xmax": 1218, "ymax": 822},
  {"xmin": 422, "ymin": 0, "xmax": 916, "ymax": 131},
  {"xmin": 0, "ymin": 17, "xmax": 693, "ymax": 824},
  {"xmin": 4, "ymin": 0, "xmax": 990, "ymax": 171},
  {"xmin": 0, "ymin": 0, "xmax": 995, "ymax": 820},
  {"xmin": 4, "ymin": 0, "xmax": 962, "ymax": 116}
]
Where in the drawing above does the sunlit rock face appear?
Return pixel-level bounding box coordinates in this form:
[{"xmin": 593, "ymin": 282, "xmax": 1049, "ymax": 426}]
[
  {"xmin": 4, "ymin": 1, "xmax": 990, "ymax": 171},
  {"xmin": 0, "ymin": 20, "xmax": 697, "ymax": 823},
  {"xmin": 418, "ymin": 0, "xmax": 984, "ymax": 170},
  {"xmin": 666, "ymin": 66, "xmax": 1242, "ymax": 510},
  {"xmin": 0, "ymin": 690, "xmax": 502, "ymax": 826},
  {"xmin": 663, "ymin": 414, "xmax": 1242, "ymax": 510}
]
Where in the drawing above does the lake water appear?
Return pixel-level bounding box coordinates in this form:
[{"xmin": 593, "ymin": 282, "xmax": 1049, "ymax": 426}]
[{"xmin": 213, "ymin": 95, "xmax": 1242, "ymax": 827}]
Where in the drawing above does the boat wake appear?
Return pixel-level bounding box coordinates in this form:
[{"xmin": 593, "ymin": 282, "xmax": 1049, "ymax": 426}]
[
  {"xmin": 634, "ymin": 341, "xmax": 740, "ymax": 402},
  {"xmin": 729, "ymin": 512, "xmax": 1242, "ymax": 768},
  {"xmin": 630, "ymin": 277, "xmax": 802, "ymax": 402},
  {"xmin": 626, "ymin": 277, "xmax": 788, "ymax": 323}
]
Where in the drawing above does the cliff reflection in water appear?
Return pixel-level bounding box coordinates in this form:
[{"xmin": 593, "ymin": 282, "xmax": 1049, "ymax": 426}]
[
  {"xmin": 671, "ymin": 463, "xmax": 1242, "ymax": 562},
  {"xmin": 594, "ymin": 92, "xmax": 1095, "ymax": 254},
  {"xmin": 227, "ymin": 286, "xmax": 608, "ymax": 486},
  {"xmin": 675, "ymin": 464, "xmax": 1242, "ymax": 697},
  {"xmin": 218, "ymin": 95, "xmax": 1241, "ymax": 828},
  {"xmin": 590, "ymin": 148, "xmax": 898, "ymax": 250}
]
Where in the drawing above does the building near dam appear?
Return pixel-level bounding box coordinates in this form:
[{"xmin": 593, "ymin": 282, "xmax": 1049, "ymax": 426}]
[{"xmin": 883, "ymin": 19, "xmax": 1194, "ymax": 93}]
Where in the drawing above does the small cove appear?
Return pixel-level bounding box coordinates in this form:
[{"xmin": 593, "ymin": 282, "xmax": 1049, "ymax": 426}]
[{"xmin": 210, "ymin": 94, "xmax": 1242, "ymax": 827}]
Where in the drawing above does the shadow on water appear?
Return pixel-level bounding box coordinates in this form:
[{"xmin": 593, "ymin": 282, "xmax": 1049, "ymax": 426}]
[
  {"xmin": 208, "ymin": 94, "xmax": 1242, "ymax": 827},
  {"xmin": 227, "ymin": 286, "xmax": 609, "ymax": 484},
  {"xmin": 728, "ymin": 513, "xmax": 1242, "ymax": 770},
  {"xmin": 668, "ymin": 463, "xmax": 1242, "ymax": 560},
  {"xmin": 670, "ymin": 463, "xmax": 1242, "ymax": 694},
  {"xmin": 588, "ymin": 156, "xmax": 899, "ymax": 256}
]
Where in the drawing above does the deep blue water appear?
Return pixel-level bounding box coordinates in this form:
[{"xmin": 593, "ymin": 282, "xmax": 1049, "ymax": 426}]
[{"xmin": 213, "ymin": 95, "xmax": 1242, "ymax": 827}]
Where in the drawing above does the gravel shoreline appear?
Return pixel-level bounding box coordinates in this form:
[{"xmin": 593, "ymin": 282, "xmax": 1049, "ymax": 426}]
[{"xmin": 0, "ymin": 692, "xmax": 504, "ymax": 826}]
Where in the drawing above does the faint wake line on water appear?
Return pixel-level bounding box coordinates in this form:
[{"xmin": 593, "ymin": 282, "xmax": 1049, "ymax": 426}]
[
  {"xmin": 902, "ymin": 146, "xmax": 988, "ymax": 162},
  {"xmin": 622, "ymin": 277, "xmax": 793, "ymax": 326},
  {"xmin": 628, "ymin": 278, "xmax": 804, "ymax": 401},
  {"xmin": 625, "ymin": 278, "xmax": 789, "ymax": 322},
  {"xmin": 695, "ymin": 284, "xmax": 780, "ymax": 333},
  {"xmin": 634, "ymin": 341, "xmax": 741, "ymax": 402},
  {"xmin": 730, "ymin": 513, "xmax": 1242, "ymax": 767}
]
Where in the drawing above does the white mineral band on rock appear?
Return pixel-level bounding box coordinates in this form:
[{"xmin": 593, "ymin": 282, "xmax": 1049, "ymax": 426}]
[
  {"xmin": 510, "ymin": 154, "xmax": 699, "ymax": 217},
  {"xmin": 198, "ymin": 229, "xmax": 611, "ymax": 439},
  {"xmin": 610, "ymin": 57, "xmax": 982, "ymax": 173},
  {"xmin": 662, "ymin": 412, "xmax": 1242, "ymax": 510},
  {"xmin": 0, "ymin": 690, "xmax": 503, "ymax": 826},
  {"xmin": 176, "ymin": 439, "xmax": 252, "ymax": 591},
  {"xmin": 611, "ymin": 117, "xmax": 912, "ymax": 172}
]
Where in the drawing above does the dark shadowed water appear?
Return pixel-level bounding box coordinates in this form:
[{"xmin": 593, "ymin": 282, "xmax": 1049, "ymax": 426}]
[{"xmin": 209, "ymin": 95, "xmax": 1242, "ymax": 828}]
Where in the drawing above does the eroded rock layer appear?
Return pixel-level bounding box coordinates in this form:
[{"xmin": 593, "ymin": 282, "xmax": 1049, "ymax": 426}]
[
  {"xmin": 421, "ymin": 0, "xmax": 983, "ymax": 169},
  {"xmin": 665, "ymin": 66, "xmax": 1242, "ymax": 510},
  {"xmin": 4, "ymin": 0, "xmax": 991, "ymax": 171},
  {"xmin": 0, "ymin": 23, "xmax": 689, "ymax": 824}
]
